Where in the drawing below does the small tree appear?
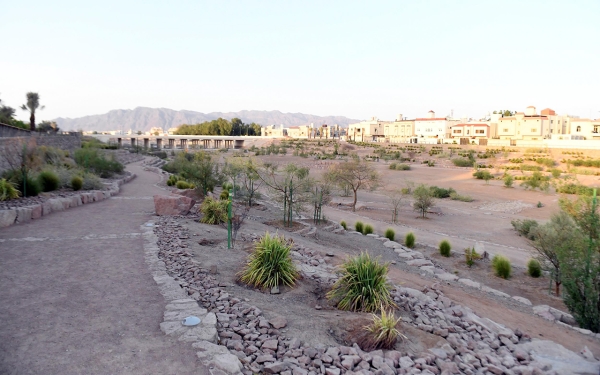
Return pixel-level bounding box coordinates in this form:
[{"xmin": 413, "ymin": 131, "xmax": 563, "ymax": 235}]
[
  {"xmin": 324, "ymin": 159, "xmax": 380, "ymax": 212},
  {"xmin": 389, "ymin": 188, "xmax": 407, "ymax": 223},
  {"xmin": 20, "ymin": 92, "xmax": 45, "ymax": 131},
  {"xmin": 183, "ymin": 151, "xmax": 222, "ymax": 196},
  {"xmin": 413, "ymin": 184, "xmax": 434, "ymax": 218},
  {"xmin": 503, "ymin": 173, "xmax": 514, "ymax": 188}
]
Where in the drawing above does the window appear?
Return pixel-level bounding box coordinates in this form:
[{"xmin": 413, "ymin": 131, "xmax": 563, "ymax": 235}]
[
  {"xmin": 531, "ymin": 128, "xmax": 537, "ymax": 132},
  {"xmin": 466, "ymin": 130, "xmax": 470, "ymax": 135},
  {"xmin": 593, "ymin": 126, "xmax": 599, "ymax": 134},
  {"xmin": 576, "ymin": 126, "xmax": 581, "ymax": 132},
  {"xmin": 503, "ymin": 128, "xmax": 509, "ymax": 132},
  {"xmin": 475, "ymin": 130, "xmax": 484, "ymax": 134},
  {"xmin": 551, "ymin": 120, "xmax": 554, "ymax": 124},
  {"xmin": 453, "ymin": 129, "xmax": 461, "ymax": 134}
]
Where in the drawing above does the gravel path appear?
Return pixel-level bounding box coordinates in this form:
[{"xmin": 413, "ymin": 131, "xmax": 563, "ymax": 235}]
[{"xmin": 0, "ymin": 159, "xmax": 208, "ymax": 375}]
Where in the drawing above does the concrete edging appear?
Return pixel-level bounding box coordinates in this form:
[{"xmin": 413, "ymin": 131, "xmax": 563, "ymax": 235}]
[{"xmin": 0, "ymin": 173, "xmax": 137, "ymax": 229}]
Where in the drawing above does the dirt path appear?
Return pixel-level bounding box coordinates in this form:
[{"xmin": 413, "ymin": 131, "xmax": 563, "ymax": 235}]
[{"xmin": 0, "ymin": 160, "xmax": 208, "ymax": 375}]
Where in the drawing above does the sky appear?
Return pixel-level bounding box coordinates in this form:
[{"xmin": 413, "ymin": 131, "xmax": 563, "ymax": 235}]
[{"xmin": 1, "ymin": 0, "xmax": 599, "ymax": 123}]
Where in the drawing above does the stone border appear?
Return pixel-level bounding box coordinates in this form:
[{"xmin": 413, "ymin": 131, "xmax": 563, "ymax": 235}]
[
  {"xmin": 140, "ymin": 220, "xmax": 242, "ymax": 375},
  {"xmin": 0, "ymin": 173, "xmax": 136, "ymax": 229}
]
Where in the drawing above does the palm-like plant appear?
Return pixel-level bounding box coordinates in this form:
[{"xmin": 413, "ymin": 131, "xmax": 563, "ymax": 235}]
[
  {"xmin": 362, "ymin": 307, "xmax": 407, "ymax": 350},
  {"xmin": 20, "ymin": 92, "xmax": 45, "ymax": 131}
]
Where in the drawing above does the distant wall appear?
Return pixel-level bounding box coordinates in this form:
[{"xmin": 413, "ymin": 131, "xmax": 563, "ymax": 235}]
[
  {"xmin": 0, "ymin": 133, "xmax": 82, "ymax": 174},
  {"xmin": 0, "ymin": 123, "xmax": 31, "ymax": 138},
  {"xmin": 487, "ymin": 139, "xmax": 600, "ymax": 150}
]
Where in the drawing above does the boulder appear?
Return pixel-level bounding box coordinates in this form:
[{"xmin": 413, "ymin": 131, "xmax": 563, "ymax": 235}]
[
  {"xmin": 29, "ymin": 204, "xmax": 42, "ymax": 219},
  {"xmin": 154, "ymin": 195, "xmax": 196, "ymax": 216},
  {"xmin": 15, "ymin": 207, "xmax": 32, "ymax": 223},
  {"xmin": 171, "ymin": 188, "xmax": 204, "ymax": 201},
  {"xmin": 512, "ymin": 296, "xmax": 532, "ymax": 306},
  {"xmin": 0, "ymin": 209, "xmax": 17, "ymax": 228}
]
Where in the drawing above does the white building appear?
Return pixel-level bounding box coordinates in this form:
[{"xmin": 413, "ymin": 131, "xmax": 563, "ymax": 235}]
[
  {"xmin": 414, "ymin": 110, "xmax": 452, "ymax": 141},
  {"xmin": 347, "ymin": 117, "xmax": 387, "ymax": 142}
]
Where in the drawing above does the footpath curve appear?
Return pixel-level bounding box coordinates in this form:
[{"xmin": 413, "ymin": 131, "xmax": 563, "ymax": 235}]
[{"xmin": 0, "ymin": 159, "xmax": 209, "ymax": 375}]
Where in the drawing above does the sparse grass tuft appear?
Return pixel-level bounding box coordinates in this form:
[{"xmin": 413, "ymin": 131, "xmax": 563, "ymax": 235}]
[
  {"xmin": 405, "ymin": 232, "xmax": 415, "ymax": 248},
  {"xmin": 0, "ymin": 178, "xmax": 20, "ymax": 201},
  {"xmin": 200, "ymin": 197, "xmax": 227, "ymax": 224},
  {"xmin": 363, "ymin": 224, "xmax": 374, "ymax": 235},
  {"xmin": 384, "ymin": 228, "xmax": 395, "ymax": 241},
  {"xmin": 465, "ymin": 247, "xmax": 480, "ymax": 267},
  {"xmin": 360, "ymin": 307, "xmax": 406, "ymax": 350},
  {"xmin": 355, "ymin": 221, "xmax": 364, "ymax": 233}
]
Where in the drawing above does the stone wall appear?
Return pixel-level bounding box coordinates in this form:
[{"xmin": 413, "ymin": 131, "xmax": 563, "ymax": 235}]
[
  {"xmin": 0, "ymin": 133, "xmax": 82, "ymax": 174},
  {"xmin": 0, "ymin": 123, "xmax": 31, "ymax": 137}
]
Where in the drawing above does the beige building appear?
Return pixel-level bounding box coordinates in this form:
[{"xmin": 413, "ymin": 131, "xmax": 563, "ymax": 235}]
[
  {"xmin": 261, "ymin": 124, "xmax": 286, "ymax": 137},
  {"xmin": 149, "ymin": 127, "xmax": 165, "ymax": 135},
  {"xmin": 348, "ymin": 117, "xmax": 387, "ymax": 142},
  {"xmin": 450, "ymin": 123, "xmax": 496, "ymax": 139},
  {"xmin": 570, "ymin": 118, "xmax": 600, "ymax": 140},
  {"xmin": 497, "ymin": 106, "xmax": 551, "ymax": 140},
  {"xmin": 383, "ymin": 114, "xmax": 415, "ymax": 142}
]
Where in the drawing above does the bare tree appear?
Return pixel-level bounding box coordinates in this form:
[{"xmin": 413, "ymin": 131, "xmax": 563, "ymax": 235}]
[{"xmin": 389, "ymin": 189, "xmax": 408, "ymax": 223}]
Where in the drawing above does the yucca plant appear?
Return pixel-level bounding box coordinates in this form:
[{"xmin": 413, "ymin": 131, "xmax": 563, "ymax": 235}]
[
  {"xmin": 327, "ymin": 252, "xmax": 395, "ymax": 312},
  {"xmin": 0, "ymin": 178, "xmax": 20, "ymax": 201},
  {"xmin": 200, "ymin": 197, "xmax": 227, "ymax": 224},
  {"xmin": 464, "ymin": 247, "xmax": 480, "ymax": 267},
  {"xmin": 238, "ymin": 232, "xmax": 298, "ymax": 289},
  {"xmin": 363, "ymin": 224, "xmax": 374, "ymax": 235},
  {"xmin": 384, "ymin": 228, "xmax": 395, "ymax": 241},
  {"xmin": 361, "ymin": 306, "xmax": 406, "ymax": 350}
]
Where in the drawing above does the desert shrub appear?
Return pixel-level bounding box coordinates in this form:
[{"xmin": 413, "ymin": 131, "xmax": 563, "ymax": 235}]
[
  {"xmin": 222, "ymin": 182, "xmax": 233, "ymax": 191},
  {"xmin": 449, "ymin": 192, "xmax": 473, "ymax": 202},
  {"xmin": 503, "ymin": 173, "xmax": 514, "ymax": 188},
  {"xmin": 0, "ymin": 178, "xmax": 20, "ymax": 201},
  {"xmin": 535, "ymin": 158, "xmax": 555, "ymax": 167},
  {"xmin": 429, "ymin": 186, "xmax": 455, "ymax": 198},
  {"xmin": 71, "ymin": 176, "xmax": 83, "ymax": 191},
  {"xmin": 74, "ymin": 148, "xmax": 124, "ymax": 178},
  {"xmin": 439, "ymin": 240, "xmax": 451, "ymax": 257},
  {"xmin": 200, "ymin": 197, "xmax": 228, "ymax": 224},
  {"xmin": 37, "ymin": 170, "xmax": 60, "ymax": 192},
  {"xmin": 176, "ymin": 180, "xmax": 191, "ymax": 189},
  {"xmin": 219, "ymin": 190, "xmax": 229, "ymax": 200},
  {"xmin": 492, "ymin": 255, "xmax": 512, "ymax": 279},
  {"xmin": 361, "ymin": 308, "xmax": 406, "ymax": 350},
  {"xmin": 511, "ymin": 219, "xmax": 539, "ymax": 240},
  {"xmin": 389, "ymin": 163, "xmax": 397, "ymax": 170},
  {"xmin": 340, "ymin": 220, "xmax": 347, "ymax": 230},
  {"xmin": 452, "ymin": 158, "xmax": 473, "ymax": 167},
  {"xmin": 527, "ymin": 259, "xmax": 542, "ymax": 278},
  {"xmin": 3, "ymin": 170, "xmax": 41, "ymax": 197},
  {"xmin": 81, "ymin": 173, "xmax": 104, "ymax": 190},
  {"xmin": 465, "ymin": 247, "xmax": 480, "ymax": 267},
  {"xmin": 557, "ymin": 183, "xmax": 595, "ymax": 196},
  {"xmin": 355, "ymin": 221, "xmax": 364, "ymax": 233},
  {"xmin": 521, "ymin": 164, "xmax": 543, "ymax": 172},
  {"xmin": 396, "ymin": 164, "xmax": 410, "ymax": 170},
  {"xmin": 473, "ymin": 170, "xmax": 493, "ymax": 182},
  {"xmin": 550, "ymin": 168, "xmax": 562, "ymax": 179},
  {"xmin": 327, "ymin": 252, "xmax": 395, "ymax": 312},
  {"xmin": 405, "ymin": 232, "xmax": 415, "ymax": 248},
  {"xmin": 384, "ymin": 228, "xmax": 395, "ymax": 241},
  {"xmin": 363, "ymin": 224, "xmax": 374, "ymax": 235},
  {"xmin": 238, "ymin": 232, "xmax": 298, "ymax": 289},
  {"xmin": 166, "ymin": 178, "xmax": 174, "ymax": 186}
]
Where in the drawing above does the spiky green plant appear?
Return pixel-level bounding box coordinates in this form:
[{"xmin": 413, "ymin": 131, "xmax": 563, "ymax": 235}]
[
  {"xmin": 200, "ymin": 197, "xmax": 227, "ymax": 224},
  {"xmin": 327, "ymin": 252, "xmax": 395, "ymax": 312},
  {"xmin": 340, "ymin": 220, "xmax": 347, "ymax": 230},
  {"xmin": 361, "ymin": 307, "xmax": 406, "ymax": 350},
  {"xmin": 176, "ymin": 180, "xmax": 190, "ymax": 189},
  {"xmin": 384, "ymin": 228, "xmax": 395, "ymax": 241},
  {"xmin": 527, "ymin": 259, "xmax": 542, "ymax": 278},
  {"xmin": 37, "ymin": 170, "xmax": 60, "ymax": 192},
  {"xmin": 465, "ymin": 247, "xmax": 480, "ymax": 267},
  {"xmin": 492, "ymin": 255, "xmax": 512, "ymax": 279},
  {"xmin": 355, "ymin": 221, "xmax": 364, "ymax": 233},
  {"xmin": 363, "ymin": 224, "xmax": 374, "ymax": 235},
  {"xmin": 71, "ymin": 176, "xmax": 83, "ymax": 191},
  {"xmin": 439, "ymin": 240, "xmax": 451, "ymax": 257},
  {"xmin": 238, "ymin": 232, "xmax": 298, "ymax": 289},
  {"xmin": 0, "ymin": 178, "xmax": 20, "ymax": 201},
  {"xmin": 405, "ymin": 232, "xmax": 415, "ymax": 248}
]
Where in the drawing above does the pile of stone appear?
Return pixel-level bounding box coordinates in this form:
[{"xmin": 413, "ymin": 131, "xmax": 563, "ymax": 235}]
[{"xmin": 154, "ymin": 217, "xmax": 599, "ymax": 375}]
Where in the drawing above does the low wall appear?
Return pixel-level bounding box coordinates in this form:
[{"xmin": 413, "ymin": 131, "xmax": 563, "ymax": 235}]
[
  {"xmin": 0, "ymin": 123, "xmax": 31, "ymax": 137},
  {"xmin": 487, "ymin": 139, "xmax": 600, "ymax": 149}
]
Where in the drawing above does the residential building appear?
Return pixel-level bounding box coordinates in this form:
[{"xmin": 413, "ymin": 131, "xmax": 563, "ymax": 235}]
[
  {"xmin": 347, "ymin": 117, "xmax": 387, "ymax": 142},
  {"xmin": 450, "ymin": 123, "xmax": 496, "ymax": 139},
  {"xmin": 414, "ymin": 110, "xmax": 451, "ymax": 141},
  {"xmin": 497, "ymin": 106, "xmax": 551, "ymax": 140},
  {"xmin": 261, "ymin": 124, "xmax": 286, "ymax": 137},
  {"xmin": 383, "ymin": 114, "xmax": 415, "ymax": 143},
  {"xmin": 570, "ymin": 118, "xmax": 600, "ymax": 140},
  {"xmin": 150, "ymin": 127, "xmax": 164, "ymax": 135},
  {"xmin": 541, "ymin": 108, "xmax": 573, "ymax": 135}
]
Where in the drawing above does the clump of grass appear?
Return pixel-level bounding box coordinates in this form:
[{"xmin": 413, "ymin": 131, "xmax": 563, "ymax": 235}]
[
  {"xmin": 38, "ymin": 170, "xmax": 60, "ymax": 192},
  {"xmin": 363, "ymin": 224, "xmax": 374, "ymax": 235},
  {"xmin": 360, "ymin": 307, "xmax": 406, "ymax": 350},
  {"xmin": 492, "ymin": 255, "xmax": 512, "ymax": 279},
  {"xmin": 71, "ymin": 176, "xmax": 83, "ymax": 191},
  {"xmin": 527, "ymin": 259, "xmax": 542, "ymax": 278},
  {"xmin": 176, "ymin": 180, "xmax": 191, "ymax": 189},
  {"xmin": 340, "ymin": 220, "xmax": 347, "ymax": 230},
  {"xmin": 384, "ymin": 228, "xmax": 395, "ymax": 241},
  {"xmin": 238, "ymin": 232, "xmax": 298, "ymax": 289},
  {"xmin": 439, "ymin": 240, "xmax": 451, "ymax": 257},
  {"xmin": 219, "ymin": 190, "xmax": 229, "ymax": 200},
  {"xmin": 465, "ymin": 247, "xmax": 480, "ymax": 267},
  {"xmin": 327, "ymin": 252, "xmax": 395, "ymax": 312},
  {"xmin": 511, "ymin": 219, "xmax": 539, "ymax": 240},
  {"xmin": 200, "ymin": 197, "xmax": 227, "ymax": 224},
  {"xmin": 405, "ymin": 232, "xmax": 415, "ymax": 248},
  {"xmin": 503, "ymin": 173, "xmax": 514, "ymax": 188},
  {"xmin": 355, "ymin": 221, "xmax": 364, "ymax": 233},
  {"xmin": 449, "ymin": 192, "xmax": 473, "ymax": 202},
  {"xmin": 0, "ymin": 178, "xmax": 20, "ymax": 201}
]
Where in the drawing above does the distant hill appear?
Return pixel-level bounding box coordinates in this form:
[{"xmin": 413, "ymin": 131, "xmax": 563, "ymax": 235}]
[{"xmin": 54, "ymin": 107, "xmax": 360, "ymax": 133}]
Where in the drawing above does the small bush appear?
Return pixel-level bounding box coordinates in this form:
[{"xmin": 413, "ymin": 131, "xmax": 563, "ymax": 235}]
[
  {"xmin": 219, "ymin": 190, "xmax": 229, "ymax": 200},
  {"xmin": 0, "ymin": 178, "xmax": 20, "ymax": 201},
  {"xmin": 439, "ymin": 240, "xmax": 451, "ymax": 257},
  {"xmin": 3, "ymin": 170, "xmax": 41, "ymax": 197},
  {"xmin": 429, "ymin": 186, "xmax": 455, "ymax": 198},
  {"xmin": 363, "ymin": 224, "xmax": 374, "ymax": 235},
  {"xmin": 361, "ymin": 308, "xmax": 406, "ymax": 350},
  {"xmin": 74, "ymin": 148, "xmax": 124, "ymax": 178},
  {"xmin": 396, "ymin": 164, "xmax": 410, "ymax": 170},
  {"xmin": 384, "ymin": 228, "xmax": 395, "ymax": 241},
  {"xmin": 326, "ymin": 252, "xmax": 395, "ymax": 312},
  {"xmin": 511, "ymin": 219, "xmax": 539, "ymax": 240},
  {"xmin": 355, "ymin": 221, "xmax": 364, "ymax": 233},
  {"xmin": 389, "ymin": 163, "xmax": 397, "ymax": 170},
  {"xmin": 465, "ymin": 247, "xmax": 480, "ymax": 267},
  {"xmin": 176, "ymin": 180, "xmax": 191, "ymax": 189},
  {"xmin": 503, "ymin": 174, "xmax": 514, "ymax": 188},
  {"xmin": 405, "ymin": 232, "xmax": 415, "ymax": 248},
  {"xmin": 166, "ymin": 179, "xmax": 174, "ymax": 186},
  {"xmin": 81, "ymin": 173, "xmax": 104, "ymax": 190},
  {"xmin": 200, "ymin": 197, "xmax": 228, "ymax": 224},
  {"xmin": 38, "ymin": 170, "xmax": 60, "ymax": 192},
  {"xmin": 527, "ymin": 259, "xmax": 542, "ymax": 278},
  {"xmin": 449, "ymin": 192, "xmax": 473, "ymax": 202},
  {"xmin": 492, "ymin": 255, "xmax": 512, "ymax": 279},
  {"xmin": 71, "ymin": 176, "xmax": 83, "ymax": 191},
  {"xmin": 452, "ymin": 158, "xmax": 473, "ymax": 167},
  {"xmin": 238, "ymin": 232, "xmax": 298, "ymax": 289},
  {"xmin": 340, "ymin": 220, "xmax": 347, "ymax": 230}
]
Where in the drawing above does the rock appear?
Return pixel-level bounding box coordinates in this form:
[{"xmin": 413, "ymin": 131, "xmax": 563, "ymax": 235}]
[
  {"xmin": 324, "ymin": 368, "xmax": 340, "ymax": 375},
  {"xmin": 406, "ymin": 259, "xmax": 434, "ymax": 267},
  {"xmin": 383, "ymin": 241, "xmax": 401, "ymax": 248},
  {"xmin": 428, "ymin": 348, "xmax": 447, "ymax": 360},
  {"xmin": 399, "ymin": 356, "xmax": 414, "ymax": 368},
  {"xmin": 481, "ymin": 286, "xmax": 511, "ymax": 298},
  {"xmin": 264, "ymin": 362, "xmax": 290, "ymax": 374},
  {"xmin": 580, "ymin": 346, "xmax": 596, "ymax": 361},
  {"xmin": 458, "ymin": 278, "xmax": 481, "ymax": 289},
  {"xmin": 517, "ymin": 340, "xmax": 600, "ymax": 375},
  {"xmin": 15, "ymin": 207, "xmax": 32, "ymax": 223},
  {"xmin": 262, "ymin": 339, "xmax": 279, "ymax": 351},
  {"xmin": 153, "ymin": 195, "xmax": 196, "ymax": 216},
  {"xmin": 256, "ymin": 355, "xmax": 275, "ymax": 363},
  {"xmin": 486, "ymin": 364, "xmax": 505, "ymax": 374},
  {"xmin": 371, "ymin": 355, "xmax": 384, "ymax": 369},
  {"xmin": 436, "ymin": 273, "xmax": 459, "ymax": 282},
  {"xmin": 512, "ymin": 296, "xmax": 532, "ymax": 306},
  {"xmin": 0, "ymin": 209, "xmax": 17, "ymax": 227},
  {"xmin": 270, "ymin": 316, "xmax": 288, "ymax": 329},
  {"xmin": 271, "ymin": 286, "xmax": 280, "ymax": 294},
  {"xmin": 211, "ymin": 353, "xmax": 244, "ymax": 374},
  {"xmin": 29, "ymin": 204, "xmax": 42, "ymax": 219}
]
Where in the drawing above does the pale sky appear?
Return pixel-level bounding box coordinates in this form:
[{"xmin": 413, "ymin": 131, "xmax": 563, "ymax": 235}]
[{"xmin": 1, "ymin": 0, "xmax": 599, "ymax": 123}]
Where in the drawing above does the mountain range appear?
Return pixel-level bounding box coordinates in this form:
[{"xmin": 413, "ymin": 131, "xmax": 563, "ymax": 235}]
[{"xmin": 54, "ymin": 107, "xmax": 360, "ymax": 133}]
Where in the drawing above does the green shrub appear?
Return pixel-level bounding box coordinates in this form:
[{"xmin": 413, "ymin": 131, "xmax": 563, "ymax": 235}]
[
  {"xmin": 511, "ymin": 219, "xmax": 539, "ymax": 240},
  {"xmin": 355, "ymin": 221, "xmax": 364, "ymax": 233},
  {"xmin": 527, "ymin": 259, "xmax": 542, "ymax": 278},
  {"xmin": 0, "ymin": 178, "xmax": 20, "ymax": 201},
  {"xmin": 550, "ymin": 168, "xmax": 562, "ymax": 178},
  {"xmin": 222, "ymin": 182, "xmax": 233, "ymax": 191},
  {"xmin": 439, "ymin": 240, "xmax": 451, "ymax": 257},
  {"xmin": 492, "ymin": 255, "xmax": 512, "ymax": 279},
  {"xmin": 81, "ymin": 173, "xmax": 104, "ymax": 190},
  {"xmin": 71, "ymin": 176, "xmax": 83, "ymax": 191},
  {"xmin": 219, "ymin": 190, "xmax": 229, "ymax": 200},
  {"xmin": 238, "ymin": 232, "xmax": 298, "ymax": 289},
  {"xmin": 361, "ymin": 308, "xmax": 406, "ymax": 350},
  {"xmin": 176, "ymin": 180, "xmax": 190, "ymax": 189},
  {"xmin": 200, "ymin": 197, "xmax": 228, "ymax": 224},
  {"xmin": 389, "ymin": 163, "xmax": 397, "ymax": 170},
  {"xmin": 384, "ymin": 228, "xmax": 395, "ymax": 241},
  {"xmin": 326, "ymin": 252, "xmax": 395, "ymax": 312},
  {"xmin": 3, "ymin": 170, "xmax": 41, "ymax": 197},
  {"xmin": 37, "ymin": 170, "xmax": 60, "ymax": 192},
  {"xmin": 396, "ymin": 164, "xmax": 410, "ymax": 170},
  {"xmin": 363, "ymin": 224, "xmax": 374, "ymax": 235},
  {"xmin": 405, "ymin": 232, "xmax": 415, "ymax": 248},
  {"xmin": 449, "ymin": 192, "xmax": 473, "ymax": 202},
  {"xmin": 473, "ymin": 170, "xmax": 493, "ymax": 182},
  {"xmin": 452, "ymin": 158, "xmax": 473, "ymax": 167},
  {"xmin": 503, "ymin": 173, "xmax": 514, "ymax": 188},
  {"xmin": 465, "ymin": 247, "xmax": 480, "ymax": 267},
  {"xmin": 166, "ymin": 179, "xmax": 174, "ymax": 186},
  {"xmin": 429, "ymin": 186, "xmax": 455, "ymax": 198},
  {"xmin": 74, "ymin": 148, "xmax": 124, "ymax": 178},
  {"xmin": 340, "ymin": 220, "xmax": 347, "ymax": 230}
]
